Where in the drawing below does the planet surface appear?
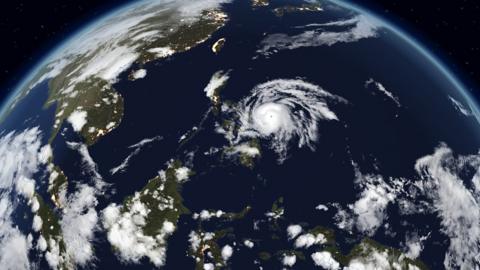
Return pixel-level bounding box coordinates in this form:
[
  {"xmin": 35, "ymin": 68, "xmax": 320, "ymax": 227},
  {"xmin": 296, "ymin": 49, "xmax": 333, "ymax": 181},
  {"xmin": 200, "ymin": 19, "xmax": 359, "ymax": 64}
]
[{"xmin": 1, "ymin": 0, "xmax": 480, "ymax": 269}]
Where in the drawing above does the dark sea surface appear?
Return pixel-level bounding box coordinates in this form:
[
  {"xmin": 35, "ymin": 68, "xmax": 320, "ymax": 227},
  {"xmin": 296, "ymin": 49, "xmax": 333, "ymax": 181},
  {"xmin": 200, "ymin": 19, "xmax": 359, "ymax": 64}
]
[{"xmin": 2, "ymin": 0, "xmax": 480, "ymax": 269}]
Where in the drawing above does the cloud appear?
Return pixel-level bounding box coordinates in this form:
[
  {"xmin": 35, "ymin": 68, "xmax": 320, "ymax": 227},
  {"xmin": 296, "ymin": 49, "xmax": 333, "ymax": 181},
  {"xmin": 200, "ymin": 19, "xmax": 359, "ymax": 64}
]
[
  {"xmin": 221, "ymin": 244, "xmax": 233, "ymax": 262},
  {"xmin": 448, "ymin": 96, "xmax": 472, "ymax": 116},
  {"xmin": 334, "ymin": 166, "xmax": 402, "ymax": 236},
  {"xmin": 61, "ymin": 184, "xmax": 98, "ymax": 266},
  {"xmin": 282, "ymin": 254, "xmax": 297, "ymax": 267},
  {"xmin": 204, "ymin": 70, "xmax": 230, "ymax": 103},
  {"xmin": 0, "ymin": 198, "xmax": 31, "ymax": 270},
  {"xmin": 67, "ymin": 110, "xmax": 88, "ymax": 132},
  {"xmin": 192, "ymin": 209, "xmax": 225, "ymax": 221},
  {"xmin": 294, "ymin": 233, "xmax": 326, "ymax": 249},
  {"xmin": 351, "ymin": 176, "xmax": 397, "ymax": 236},
  {"xmin": 0, "ymin": 127, "xmax": 46, "ymax": 270},
  {"xmin": 258, "ymin": 15, "xmax": 379, "ymax": 56},
  {"xmin": 365, "ymin": 78, "xmax": 401, "ymax": 107},
  {"xmin": 404, "ymin": 233, "xmax": 429, "ymax": 260},
  {"xmin": 110, "ymin": 136, "xmax": 163, "ymax": 175},
  {"xmin": 27, "ymin": 0, "xmax": 232, "ymax": 93},
  {"xmin": 415, "ymin": 144, "xmax": 480, "ymax": 269},
  {"xmin": 315, "ymin": 204, "xmax": 328, "ymax": 211},
  {"xmin": 15, "ymin": 176, "xmax": 36, "ymax": 200},
  {"xmin": 32, "ymin": 215, "xmax": 43, "ymax": 232},
  {"xmin": 131, "ymin": 69, "xmax": 147, "ymax": 80},
  {"xmin": 102, "ymin": 193, "xmax": 175, "ymax": 267},
  {"xmin": 66, "ymin": 142, "xmax": 104, "ymax": 186},
  {"xmin": 234, "ymin": 79, "xmax": 345, "ymax": 162},
  {"xmin": 287, "ymin": 224, "xmax": 302, "ymax": 240},
  {"xmin": 243, "ymin": 239, "xmax": 254, "ymax": 248},
  {"xmin": 344, "ymin": 250, "xmax": 390, "ymax": 270},
  {"xmin": 311, "ymin": 251, "xmax": 340, "ymax": 270}
]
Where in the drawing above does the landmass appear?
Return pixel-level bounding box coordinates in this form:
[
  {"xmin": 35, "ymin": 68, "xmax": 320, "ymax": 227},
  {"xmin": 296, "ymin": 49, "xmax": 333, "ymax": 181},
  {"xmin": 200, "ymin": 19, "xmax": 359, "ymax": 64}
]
[{"xmin": 273, "ymin": 3, "xmax": 323, "ymax": 17}]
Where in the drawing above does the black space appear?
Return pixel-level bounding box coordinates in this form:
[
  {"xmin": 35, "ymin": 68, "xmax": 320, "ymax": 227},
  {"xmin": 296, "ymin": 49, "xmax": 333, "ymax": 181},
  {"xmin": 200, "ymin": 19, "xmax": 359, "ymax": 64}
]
[{"xmin": 0, "ymin": 1, "xmax": 479, "ymax": 103}]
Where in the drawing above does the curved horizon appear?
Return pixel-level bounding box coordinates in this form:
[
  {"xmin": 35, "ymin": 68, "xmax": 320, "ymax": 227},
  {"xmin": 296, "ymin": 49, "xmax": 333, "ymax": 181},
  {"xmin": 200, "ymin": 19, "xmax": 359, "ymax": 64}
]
[{"xmin": 1, "ymin": 0, "xmax": 479, "ymax": 126}]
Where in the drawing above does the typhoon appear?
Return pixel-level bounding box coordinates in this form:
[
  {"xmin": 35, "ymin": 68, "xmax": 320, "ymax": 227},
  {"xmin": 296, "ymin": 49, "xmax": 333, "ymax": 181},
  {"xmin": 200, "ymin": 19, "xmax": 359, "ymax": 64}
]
[{"xmin": 233, "ymin": 79, "xmax": 345, "ymax": 162}]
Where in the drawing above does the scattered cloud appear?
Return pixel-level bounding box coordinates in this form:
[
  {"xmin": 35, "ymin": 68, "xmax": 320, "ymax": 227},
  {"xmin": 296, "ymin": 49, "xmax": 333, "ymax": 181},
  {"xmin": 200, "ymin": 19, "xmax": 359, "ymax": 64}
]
[
  {"xmin": 448, "ymin": 96, "xmax": 472, "ymax": 116},
  {"xmin": 102, "ymin": 193, "xmax": 175, "ymax": 267},
  {"xmin": 365, "ymin": 78, "xmax": 401, "ymax": 107},
  {"xmin": 61, "ymin": 184, "xmax": 99, "ymax": 266},
  {"xmin": 110, "ymin": 136, "xmax": 163, "ymax": 175}
]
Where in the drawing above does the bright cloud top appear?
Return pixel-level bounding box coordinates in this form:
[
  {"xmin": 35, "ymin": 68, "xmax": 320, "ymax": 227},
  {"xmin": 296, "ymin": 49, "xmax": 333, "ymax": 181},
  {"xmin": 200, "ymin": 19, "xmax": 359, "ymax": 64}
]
[
  {"xmin": 415, "ymin": 144, "xmax": 480, "ymax": 269},
  {"xmin": 234, "ymin": 79, "xmax": 345, "ymax": 162},
  {"xmin": 0, "ymin": 127, "xmax": 46, "ymax": 270}
]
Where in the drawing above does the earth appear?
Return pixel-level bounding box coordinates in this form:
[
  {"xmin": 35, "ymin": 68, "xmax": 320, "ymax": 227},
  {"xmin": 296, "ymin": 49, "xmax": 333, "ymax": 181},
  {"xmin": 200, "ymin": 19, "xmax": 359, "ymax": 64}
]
[{"xmin": 1, "ymin": 0, "xmax": 480, "ymax": 269}]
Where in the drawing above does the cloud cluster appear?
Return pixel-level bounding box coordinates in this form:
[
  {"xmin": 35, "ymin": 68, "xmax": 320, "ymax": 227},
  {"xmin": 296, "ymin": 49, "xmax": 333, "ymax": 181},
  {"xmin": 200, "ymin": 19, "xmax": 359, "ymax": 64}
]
[
  {"xmin": 234, "ymin": 79, "xmax": 345, "ymax": 162},
  {"xmin": 415, "ymin": 144, "xmax": 480, "ymax": 269},
  {"xmin": 334, "ymin": 166, "xmax": 403, "ymax": 236},
  {"xmin": 0, "ymin": 127, "xmax": 46, "ymax": 270},
  {"xmin": 61, "ymin": 185, "xmax": 98, "ymax": 265},
  {"xmin": 102, "ymin": 193, "xmax": 175, "ymax": 267}
]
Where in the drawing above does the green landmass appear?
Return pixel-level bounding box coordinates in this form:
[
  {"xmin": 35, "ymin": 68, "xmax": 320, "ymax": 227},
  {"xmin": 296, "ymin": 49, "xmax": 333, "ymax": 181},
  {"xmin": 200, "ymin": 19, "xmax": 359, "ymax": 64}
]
[{"xmin": 122, "ymin": 159, "xmax": 190, "ymax": 237}]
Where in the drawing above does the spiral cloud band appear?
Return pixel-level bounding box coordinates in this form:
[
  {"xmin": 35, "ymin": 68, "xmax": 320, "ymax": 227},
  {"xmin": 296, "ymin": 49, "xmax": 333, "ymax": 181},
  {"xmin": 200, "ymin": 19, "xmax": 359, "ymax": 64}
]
[{"xmin": 234, "ymin": 79, "xmax": 345, "ymax": 162}]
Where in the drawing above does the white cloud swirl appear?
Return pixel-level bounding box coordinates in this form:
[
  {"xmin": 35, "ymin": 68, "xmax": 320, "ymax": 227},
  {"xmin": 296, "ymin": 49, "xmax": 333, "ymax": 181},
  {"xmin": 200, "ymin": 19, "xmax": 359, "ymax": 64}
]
[{"xmin": 234, "ymin": 79, "xmax": 345, "ymax": 162}]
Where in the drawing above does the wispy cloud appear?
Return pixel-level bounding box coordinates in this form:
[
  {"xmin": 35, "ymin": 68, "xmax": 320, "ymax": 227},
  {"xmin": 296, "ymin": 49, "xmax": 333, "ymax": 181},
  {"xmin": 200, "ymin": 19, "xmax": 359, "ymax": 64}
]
[{"xmin": 257, "ymin": 15, "xmax": 380, "ymax": 56}]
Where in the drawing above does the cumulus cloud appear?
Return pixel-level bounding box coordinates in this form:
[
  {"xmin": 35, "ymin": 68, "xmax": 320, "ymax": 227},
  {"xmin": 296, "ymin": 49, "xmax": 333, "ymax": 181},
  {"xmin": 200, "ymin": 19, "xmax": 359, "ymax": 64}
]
[
  {"xmin": 0, "ymin": 127, "xmax": 46, "ymax": 270},
  {"xmin": 404, "ymin": 233, "xmax": 429, "ymax": 260},
  {"xmin": 15, "ymin": 176, "xmax": 36, "ymax": 200},
  {"xmin": 243, "ymin": 239, "xmax": 254, "ymax": 248},
  {"xmin": 294, "ymin": 233, "xmax": 326, "ymax": 249},
  {"xmin": 282, "ymin": 254, "xmax": 297, "ymax": 267},
  {"xmin": 311, "ymin": 251, "xmax": 340, "ymax": 270},
  {"xmin": 61, "ymin": 185, "xmax": 98, "ymax": 266},
  {"xmin": 67, "ymin": 110, "xmax": 88, "ymax": 132},
  {"xmin": 258, "ymin": 15, "xmax": 379, "ymax": 56},
  {"xmin": 344, "ymin": 250, "xmax": 391, "ymax": 270},
  {"xmin": 221, "ymin": 244, "xmax": 233, "ymax": 262},
  {"xmin": 287, "ymin": 224, "xmax": 302, "ymax": 240},
  {"xmin": 351, "ymin": 176, "xmax": 398, "ymax": 236},
  {"xmin": 334, "ymin": 167, "xmax": 403, "ymax": 236},
  {"xmin": 32, "ymin": 215, "xmax": 43, "ymax": 232},
  {"xmin": 102, "ymin": 193, "xmax": 175, "ymax": 267}
]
